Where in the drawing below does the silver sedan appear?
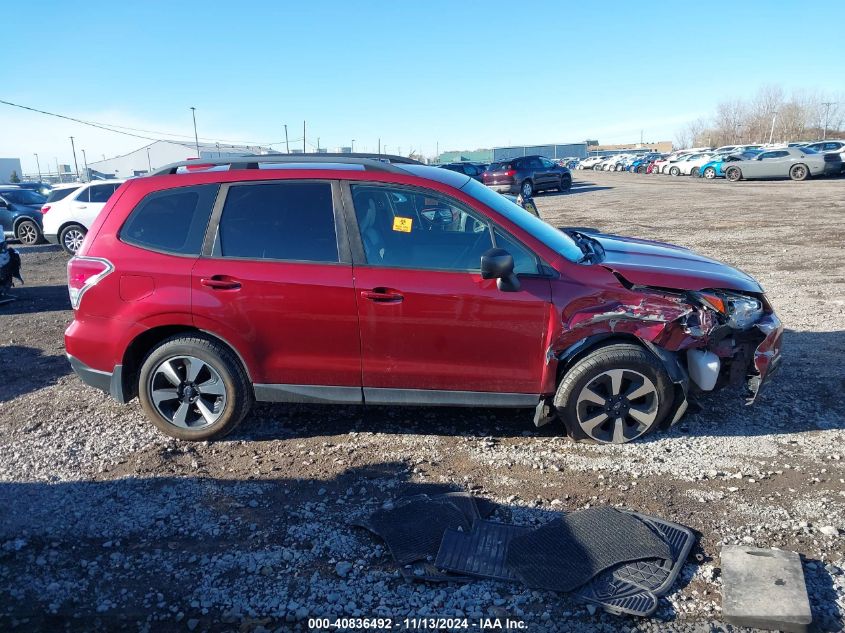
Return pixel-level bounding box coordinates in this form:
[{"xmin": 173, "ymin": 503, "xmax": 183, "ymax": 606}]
[{"xmin": 724, "ymin": 147, "xmax": 841, "ymax": 181}]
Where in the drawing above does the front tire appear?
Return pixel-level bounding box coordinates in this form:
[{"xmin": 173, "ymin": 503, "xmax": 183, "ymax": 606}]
[
  {"xmin": 16, "ymin": 219, "xmax": 42, "ymax": 245},
  {"xmin": 59, "ymin": 223, "xmax": 87, "ymax": 254},
  {"xmin": 690, "ymin": 167, "xmax": 700, "ymax": 177},
  {"xmin": 789, "ymin": 164, "xmax": 808, "ymax": 181},
  {"xmin": 138, "ymin": 334, "xmax": 253, "ymax": 441},
  {"xmin": 669, "ymin": 166, "xmax": 680, "ymax": 176},
  {"xmin": 554, "ymin": 343, "xmax": 673, "ymax": 444},
  {"xmin": 557, "ymin": 175, "xmax": 571, "ymax": 192},
  {"xmin": 725, "ymin": 166, "xmax": 742, "ymax": 182},
  {"xmin": 703, "ymin": 166, "xmax": 717, "ymax": 179}
]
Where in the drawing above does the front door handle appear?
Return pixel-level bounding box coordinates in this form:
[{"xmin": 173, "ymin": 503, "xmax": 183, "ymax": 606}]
[
  {"xmin": 201, "ymin": 275, "xmax": 242, "ymax": 290},
  {"xmin": 361, "ymin": 288, "xmax": 404, "ymax": 303}
]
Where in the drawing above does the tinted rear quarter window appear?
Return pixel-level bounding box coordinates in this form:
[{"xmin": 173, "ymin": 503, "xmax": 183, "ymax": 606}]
[
  {"xmin": 120, "ymin": 184, "xmax": 218, "ymax": 255},
  {"xmin": 216, "ymin": 182, "xmax": 338, "ymax": 262},
  {"xmin": 89, "ymin": 184, "xmax": 118, "ymax": 203},
  {"xmin": 46, "ymin": 187, "xmax": 80, "ymax": 203}
]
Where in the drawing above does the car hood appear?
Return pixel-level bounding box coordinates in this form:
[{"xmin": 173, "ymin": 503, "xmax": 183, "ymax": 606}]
[{"xmin": 585, "ymin": 232, "xmax": 762, "ymax": 293}]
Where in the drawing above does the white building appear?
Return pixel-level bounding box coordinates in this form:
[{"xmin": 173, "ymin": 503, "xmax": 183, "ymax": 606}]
[
  {"xmin": 86, "ymin": 140, "xmax": 278, "ymax": 179},
  {"xmin": 0, "ymin": 158, "xmax": 23, "ymax": 183}
]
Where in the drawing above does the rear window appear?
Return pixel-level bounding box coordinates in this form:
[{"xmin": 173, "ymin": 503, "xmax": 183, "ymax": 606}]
[
  {"xmin": 46, "ymin": 187, "xmax": 80, "ymax": 203},
  {"xmin": 120, "ymin": 184, "xmax": 218, "ymax": 255},
  {"xmin": 489, "ymin": 162, "xmax": 513, "ymax": 171},
  {"xmin": 800, "ymin": 147, "xmax": 817, "ymax": 154}
]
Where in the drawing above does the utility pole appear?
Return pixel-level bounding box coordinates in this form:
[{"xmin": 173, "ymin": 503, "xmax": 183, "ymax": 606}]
[
  {"xmin": 378, "ymin": 138, "xmax": 381, "ymax": 154},
  {"xmin": 147, "ymin": 147, "xmax": 152, "ymax": 172},
  {"xmin": 81, "ymin": 149, "xmax": 89, "ymax": 181},
  {"xmin": 821, "ymin": 102, "xmax": 835, "ymax": 140},
  {"xmin": 69, "ymin": 137, "xmax": 80, "ymax": 180},
  {"xmin": 768, "ymin": 110, "xmax": 778, "ymax": 144},
  {"xmin": 317, "ymin": 137, "xmax": 320, "ymax": 152},
  {"xmin": 33, "ymin": 153, "xmax": 41, "ymax": 181},
  {"xmin": 190, "ymin": 107, "xmax": 200, "ymax": 158},
  {"xmin": 55, "ymin": 157, "xmax": 61, "ymax": 183},
  {"xmin": 303, "ymin": 120, "xmax": 306, "ymax": 153},
  {"xmin": 284, "ymin": 124, "xmax": 290, "ymax": 154},
  {"xmin": 216, "ymin": 142, "xmax": 220, "ymax": 158},
  {"xmin": 351, "ymin": 139, "xmax": 355, "ymax": 153}
]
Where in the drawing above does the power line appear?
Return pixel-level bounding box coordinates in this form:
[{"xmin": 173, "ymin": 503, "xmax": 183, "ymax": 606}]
[{"xmin": 0, "ymin": 98, "xmax": 283, "ymax": 147}]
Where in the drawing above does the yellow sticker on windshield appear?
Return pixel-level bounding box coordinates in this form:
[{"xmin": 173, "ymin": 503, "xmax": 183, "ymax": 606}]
[{"xmin": 392, "ymin": 217, "xmax": 413, "ymax": 233}]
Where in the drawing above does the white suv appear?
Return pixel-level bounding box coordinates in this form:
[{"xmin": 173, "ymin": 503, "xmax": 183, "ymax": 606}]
[{"xmin": 42, "ymin": 180, "xmax": 124, "ymax": 253}]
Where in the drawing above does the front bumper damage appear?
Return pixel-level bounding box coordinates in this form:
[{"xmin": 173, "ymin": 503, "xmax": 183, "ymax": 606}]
[{"xmin": 547, "ymin": 289, "xmax": 783, "ymax": 427}]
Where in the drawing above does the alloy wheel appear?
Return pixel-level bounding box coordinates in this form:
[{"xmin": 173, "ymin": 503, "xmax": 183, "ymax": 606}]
[
  {"xmin": 17, "ymin": 222, "xmax": 38, "ymax": 245},
  {"xmin": 149, "ymin": 356, "xmax": 227, "ymax": 429},
  {"xmin": 63, "ymin": 228, "xmax": 85, "ymax": 253},
  {"xmin": 575, "ymin": 369, "xmax": 659, "ymax": 444}
]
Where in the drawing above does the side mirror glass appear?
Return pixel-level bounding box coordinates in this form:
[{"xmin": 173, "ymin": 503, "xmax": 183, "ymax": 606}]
[{"xmin": 481, "ymin": 248, "xmax": 520, "ymax": 292}]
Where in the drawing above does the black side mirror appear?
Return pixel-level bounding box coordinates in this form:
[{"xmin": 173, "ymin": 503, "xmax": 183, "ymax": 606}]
[
  {"xmin": 0, "ymin": 200, "xmax": 7, "ymax": 208},
  {"xmin": 481, "ymin": 248, "xmax": 521, "ymax": 292}
]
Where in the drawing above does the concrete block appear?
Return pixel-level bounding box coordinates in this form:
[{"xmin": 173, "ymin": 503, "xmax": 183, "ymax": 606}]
[{"xmin": 721, "ymin": 545, "xmax": 812, "ymax": 633}]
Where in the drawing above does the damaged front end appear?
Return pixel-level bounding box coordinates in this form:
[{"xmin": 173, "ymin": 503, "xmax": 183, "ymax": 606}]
[{"xmin": 549, "ymin": 283, "xmax": 783, "ymax": 428}]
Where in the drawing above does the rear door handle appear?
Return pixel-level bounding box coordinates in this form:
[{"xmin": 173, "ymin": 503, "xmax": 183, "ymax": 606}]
[
  {"xmin": 201, "ymin": 276, "xmax": 242, "ymax": 290},
  {"xmin": 361, "ymin": 288, "xmax": 404, "ymax": 303}
]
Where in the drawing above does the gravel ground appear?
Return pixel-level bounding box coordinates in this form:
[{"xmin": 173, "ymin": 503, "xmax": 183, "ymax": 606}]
[{"xmin": 1, "ymin": 171, "xmax": 843, "ymax": 632}]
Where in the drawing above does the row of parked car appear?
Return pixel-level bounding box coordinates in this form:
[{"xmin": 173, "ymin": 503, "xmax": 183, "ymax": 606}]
[
  {"xmin": 439, "ymin": 156, "xmax": 573, "ymax": 198},
  {"xmin": 0, "ymin": 179, "xmax": 124, "ymax": 253},
  {"xmin": 574, "ymin": 140, "xmax": 845, "ymax": 182}
]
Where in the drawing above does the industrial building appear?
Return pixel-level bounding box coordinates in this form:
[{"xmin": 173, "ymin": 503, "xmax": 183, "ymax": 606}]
[
  {"xmin": 86, "ymin": 140, "xmax": 277, "ymax": 179},
  {"xmin": 0, "ymin": 158, "xmax": 23, "ymax": 184},
  {"xmin": 436, "ymin": 143, "xmax": 589, "ymax": 164}
]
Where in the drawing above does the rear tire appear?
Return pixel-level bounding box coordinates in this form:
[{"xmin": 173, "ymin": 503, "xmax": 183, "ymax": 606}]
[
  {"xmin": 703, "ymin": 166, "xmax": 717, "ymax": 179},
  {"xmin": 15, "ymin": 219, "xmax": 42, "ymax": 245},
  {"xmin": 554, "ymin": 343, "xmax": 673, "ymax": 444},
  {"xmin": 725, "ymin": 166, "xmax": 742, "ymax": 182},
  {"xmin": 520, "ymin": 180, "xmax": 534, "ymax": 197},
  {"xmin": 789, "ymin": 164, "xmax": 809, "ymax": 181},
  {"xmin": 636, "ymin": 165, "xmax": 646, "ymax": 174},
  {"xmin": 138, "ymin": 334, "xmax": 253, "ymax": 441},
  {"xmin": 59, "ymin": 223, "xmax": 87, "ymax": 254},
  {"xmin": 669, "ymin": 166, "xmax": 680, "ymax": 176},
  {"xmin": 690, "ymin": 167, "xmax": 700, "ymax": 177}
]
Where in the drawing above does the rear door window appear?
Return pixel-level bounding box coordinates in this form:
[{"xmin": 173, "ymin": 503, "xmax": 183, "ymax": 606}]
[
  {"xmin": 215, "ymin": 182, "xmax": 338, "ymax": 262},
  {"xmin": 120, "ymin": 184, "xmax": 218, "ymax": 255}
]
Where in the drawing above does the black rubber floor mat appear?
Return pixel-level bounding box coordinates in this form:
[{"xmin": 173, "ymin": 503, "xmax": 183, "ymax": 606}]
[
  {"xmin": 576, "ymin": 576, "xmax": 659, "ymax": 617},
  {"xmin": 435, "ymin": 520, "xmax": 528, "ymax": 581},
  {"xmin": 355, "ymin": 497, "xmax": 471, "ymax": 565},
  {"xmin": 432, "ymin": 492, "xmax": 481, "ymax": 525},
  {"xmin": 505, "ymin": 507, "xmax": 673, "ymax": 593},
  {"xmin": 399, "ymin": 561, "xmax": 473, "ymax": 584},
  {"xmin": 573, "ymin": 513, "xmax": 695, "ymax": 616}
]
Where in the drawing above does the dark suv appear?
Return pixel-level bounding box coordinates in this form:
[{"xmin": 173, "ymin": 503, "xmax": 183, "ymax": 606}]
[
  {"xmin": 65, "ymin": 154, "xmax": 781, "ymax": 444},
  {"xmin": 0, "ymin": 186, "xmax": 47, "ymax": 245},
  {"xmin": 482, "ymin": 155, "xmax": 572, "ymax": 197}
]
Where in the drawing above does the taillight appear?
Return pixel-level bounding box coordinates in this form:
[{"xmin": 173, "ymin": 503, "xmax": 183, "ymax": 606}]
[
  {"xmin": 505, "ymin": 169, "xmax": 516, "ymax": 177},
  {"xmin": 67, "ymin": 256, "xmax": 113, "ymax": 309},
  {"xmin": 41, "ymin": 205, "xmax": 51, "ymax": 214}
]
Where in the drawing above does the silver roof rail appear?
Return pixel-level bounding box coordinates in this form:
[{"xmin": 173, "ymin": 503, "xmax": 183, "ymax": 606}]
[{"xmin": 149, "ymin": 153, "xmax": 421, "ymax": 176}]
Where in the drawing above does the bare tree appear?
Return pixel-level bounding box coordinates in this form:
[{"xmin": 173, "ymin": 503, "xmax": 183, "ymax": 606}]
[{"xmin": 675, "ymin": 84, "xmax": 843, "ymax": 148}]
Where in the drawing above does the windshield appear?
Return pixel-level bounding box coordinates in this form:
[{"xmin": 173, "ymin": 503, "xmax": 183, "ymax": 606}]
[
  {"xmin": 459, "ymin": 178, "xmax": 584, "ymax": 263},
  {"xmin": 1, "ymin": 189, "xmax": 46, "ymax": 205}
]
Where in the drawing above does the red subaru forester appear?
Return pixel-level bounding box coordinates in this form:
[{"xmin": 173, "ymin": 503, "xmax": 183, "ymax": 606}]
[{"xmin": 65, "ymin": 154, "xmax": 782, "ymax": 443}]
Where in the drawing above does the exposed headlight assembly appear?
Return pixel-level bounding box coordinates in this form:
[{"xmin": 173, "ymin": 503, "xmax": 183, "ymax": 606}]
[{"xmin": 692, "ymin": 291, "xmax": 763, "ymax": 330}]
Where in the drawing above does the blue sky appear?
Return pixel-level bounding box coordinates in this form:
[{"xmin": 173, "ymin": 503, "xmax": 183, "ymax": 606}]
[{"xmin": 4, "ymin": 1, "xmax": 844, "ymax": 171}]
